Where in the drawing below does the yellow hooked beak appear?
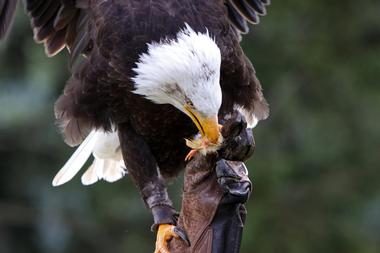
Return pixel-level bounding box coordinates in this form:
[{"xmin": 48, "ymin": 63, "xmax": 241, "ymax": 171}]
[{"xmin": 184, "ymin": 105, "xmax": 222, "ymax": 146}]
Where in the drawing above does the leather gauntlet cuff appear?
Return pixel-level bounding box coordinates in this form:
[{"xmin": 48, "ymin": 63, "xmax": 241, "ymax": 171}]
[{"xmin": 151, "ymin": 205, "xmax": 179, "ymax": 231}]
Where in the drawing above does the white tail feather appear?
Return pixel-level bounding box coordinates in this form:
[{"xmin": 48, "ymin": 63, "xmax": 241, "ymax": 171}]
[
  {"xmin": 81, "ymin": 158, "xmax": 127, "ymax": 185},
  {"xmin": 80, "ymin": 163, "xmax": 98, "ymax": 186},
  {"xmin": 53, "ymin": 129, "xmax": 127, "ymax": 187},
  {"xmin": 102, "ymin": 160, "xmax": 127, "ymax": 183},
  {"xmin": 52, "ymin": 130, "xmax": 99, "ymax": 186}
]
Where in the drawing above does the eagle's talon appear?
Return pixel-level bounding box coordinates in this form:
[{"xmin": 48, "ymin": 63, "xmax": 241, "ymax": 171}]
[
  {"xmin": 185, "ymin": 149, "xmax": 198, "ymax": 161},
  {"xmin": 173, "ymin": 227, "xmax": 190, "ymax": 247},
  {"xmin": 154, "ymin": 224, "xmax": 190, "ymax": 253}
]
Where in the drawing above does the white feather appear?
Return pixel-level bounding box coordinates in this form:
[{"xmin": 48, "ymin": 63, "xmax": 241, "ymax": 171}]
[
  {"xmin": 53, "ymin": 129, "xmax": 127, "ymax": 186},
  {"xmin": 80, "ymin": 130, "xmax": 127, "ymax": 185},
  {"xmin": 92, "ymin": 131, "xmax": 121, "ymax": 159},
  {"xmin": 132, "ymin": 24, "xmax": 222, "ymax": 117},
  {"xmin": 80, "ymin": 163, "xmax": 98, "ymax": 186},
  {"xmin": 234, "ymin": 105, "xmax": 259, "ymax": 128},
  {"xmin": 52, "ymin": 130, "xmax": 99, "ymax": 186},
  {"xmin": 102, "ymin": 160, "xmax": 127, "ymax": 183},
  {"xmin": 81, "ymin": 158, "xmax": 127, "ymax": 185}
]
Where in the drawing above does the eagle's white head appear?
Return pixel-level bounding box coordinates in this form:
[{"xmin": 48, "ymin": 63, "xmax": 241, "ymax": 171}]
[{"xmin": 133, "ymin": 24, "xmax": 223, "ymax": 152}]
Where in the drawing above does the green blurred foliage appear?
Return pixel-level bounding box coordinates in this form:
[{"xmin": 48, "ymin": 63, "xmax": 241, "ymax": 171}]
[{"xmin": 1, "ymin": 1, "xmax": 380, "ymax": 253}]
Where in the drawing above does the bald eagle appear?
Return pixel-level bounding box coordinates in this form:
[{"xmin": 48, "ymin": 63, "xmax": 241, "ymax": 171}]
[{"xmin": 1, "ymin": 0, "xmax": 270, "ymax": 251}]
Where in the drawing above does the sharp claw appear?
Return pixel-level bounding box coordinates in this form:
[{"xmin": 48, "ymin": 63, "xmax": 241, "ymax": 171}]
[
  {"xmin": 154, "ymin": 248, "xmax": 169, "ymax": 253},
  {"xmin": 185, "ymin": 149, "xmax": 197, "ymax": 161},
  {"xmin": 155, "ymin": 247, "xmax": 170, "ymax": 253},
  {"xmin": 155, "ymin": 224, "xmax": 189, "ymax": 253},
  {"xmin": 173, "ymin": 227, "xmax": 191, "ymax": 247}
]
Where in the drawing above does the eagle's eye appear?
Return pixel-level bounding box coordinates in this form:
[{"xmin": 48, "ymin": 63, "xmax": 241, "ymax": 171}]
[{"xmin": 185, "ymin": 97, "xmax": 194, "ymax": 108}]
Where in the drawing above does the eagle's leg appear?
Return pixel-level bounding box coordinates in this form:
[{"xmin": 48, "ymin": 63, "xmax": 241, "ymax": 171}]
[{"xmin": 118, "ymin": 124, "xmax": 188, "ymax": 252}]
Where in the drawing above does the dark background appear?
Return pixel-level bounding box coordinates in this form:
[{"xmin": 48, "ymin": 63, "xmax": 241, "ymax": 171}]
[{"xmin": 1, "ymin": 1, "xmax": 379, "ymax": 253}]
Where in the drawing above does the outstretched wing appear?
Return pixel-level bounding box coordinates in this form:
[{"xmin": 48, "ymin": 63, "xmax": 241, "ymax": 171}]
[
  {"xmin": 225, "ymin": 0, "xmax": 270, "ymax": 34},
  {"xmin": 0, "ymin": 0, "xmax": 93, "ymax": 65},
  {"xmin": 25, "ymin": 0, "xmax": 92, "ymax": 64}
]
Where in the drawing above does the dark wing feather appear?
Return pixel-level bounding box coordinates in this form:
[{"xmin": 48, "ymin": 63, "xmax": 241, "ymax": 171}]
[
  {"xmin": 45, "ymin": 27, "xmax": 67, "ymax": 56},
  {"xmin": 31, "ymin": 0, "xmax": 60, "ymax": 27},
  {"xmin": 24, "ymin": 0, "xmax": 95, "ymax": 145},
  {"xmin": 226, "ymin": 2, "xmax": 249, "ymax": 34},
  {"xmin": 225, "ymin": 0, "xmax": 270, "ymax": 34},
  {"xmin": 25, "ymin": 0, "xmax": 92, "ymax": 62},
  {"xmin": 0, "ymin": 0, "xmax": 18, "ymax": 39},
  {"xmin": 54, "ymin": 4, "xmax": 77, "ymax": 30}
]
